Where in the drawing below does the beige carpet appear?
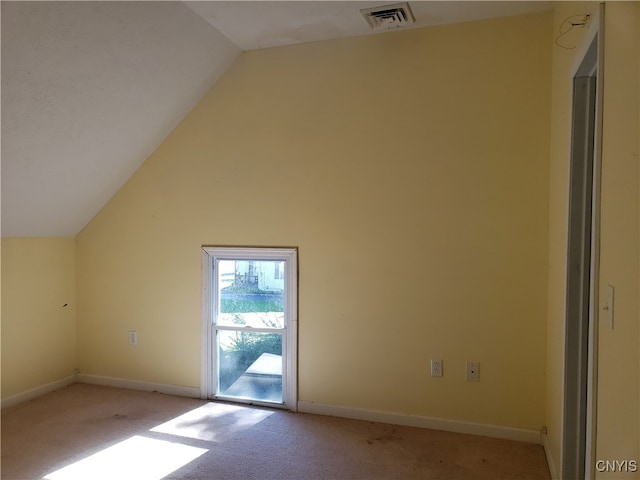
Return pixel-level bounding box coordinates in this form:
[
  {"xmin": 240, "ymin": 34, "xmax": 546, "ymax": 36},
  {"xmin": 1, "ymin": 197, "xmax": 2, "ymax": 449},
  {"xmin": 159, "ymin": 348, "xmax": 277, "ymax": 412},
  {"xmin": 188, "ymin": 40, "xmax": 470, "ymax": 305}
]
[{"xmin": 2, "ymin": 384, "xmax": 550, "ymax": 480}]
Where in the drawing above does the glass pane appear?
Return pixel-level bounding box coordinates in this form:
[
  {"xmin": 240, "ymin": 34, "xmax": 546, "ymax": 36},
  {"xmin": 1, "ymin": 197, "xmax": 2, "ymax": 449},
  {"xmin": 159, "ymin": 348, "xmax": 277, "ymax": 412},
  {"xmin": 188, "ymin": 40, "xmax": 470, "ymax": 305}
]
[
  {"xmin": 217, "ymin": 330, "xmax": 282, "ymax": 403},
  {"xmin": 217, "ymin": 260, "xmax": 285, "ymax": 328}
]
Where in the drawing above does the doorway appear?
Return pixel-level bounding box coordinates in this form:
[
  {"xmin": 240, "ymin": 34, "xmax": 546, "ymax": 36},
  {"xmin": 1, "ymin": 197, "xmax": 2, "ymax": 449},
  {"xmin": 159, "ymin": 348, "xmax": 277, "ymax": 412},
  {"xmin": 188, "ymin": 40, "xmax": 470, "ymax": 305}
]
[
  {"xmin": 562, "ymin": 29, "xmax": 602, "ymax": 480},
  {"xmin": 201, "ymin": 247, "xmax": 298, "ymax": 410}
]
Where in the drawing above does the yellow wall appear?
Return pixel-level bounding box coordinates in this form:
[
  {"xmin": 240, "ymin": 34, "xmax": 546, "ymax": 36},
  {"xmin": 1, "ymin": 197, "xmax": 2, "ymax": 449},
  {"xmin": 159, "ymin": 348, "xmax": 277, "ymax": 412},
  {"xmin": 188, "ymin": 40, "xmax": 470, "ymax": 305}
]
[
  {"xmin": 546, "ymin": 2, "xmax": 640, "ymax": 477},
  {"xmin": 1, "ymin": 238, "xmax": 76, "ymax": 398},
  {"xmin": 596, "ymin": 2, "xmax": 639, "ymax": 477},
  {"xmin": 76, "ymin": 12, "xmax": 552, "ymax": 430}
]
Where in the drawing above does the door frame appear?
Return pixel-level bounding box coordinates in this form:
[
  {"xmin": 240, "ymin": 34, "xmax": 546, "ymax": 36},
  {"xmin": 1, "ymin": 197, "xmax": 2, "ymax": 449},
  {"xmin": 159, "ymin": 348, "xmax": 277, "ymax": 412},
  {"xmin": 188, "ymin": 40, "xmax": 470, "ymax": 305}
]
[
  {"xmin": 201, "ymin": 246, "xmax": 298, "ymax": 411},
  {"xmin": 562, "ymin": 6, "xmax": 604, "ymax": 479}
]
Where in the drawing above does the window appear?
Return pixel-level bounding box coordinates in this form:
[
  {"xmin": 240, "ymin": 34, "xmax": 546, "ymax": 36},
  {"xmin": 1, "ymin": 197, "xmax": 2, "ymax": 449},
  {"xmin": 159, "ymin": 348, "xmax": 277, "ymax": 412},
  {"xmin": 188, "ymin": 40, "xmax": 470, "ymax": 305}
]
[{"xmin": 201, "ymin": 247, "xmax": 297, "ymax": 410}]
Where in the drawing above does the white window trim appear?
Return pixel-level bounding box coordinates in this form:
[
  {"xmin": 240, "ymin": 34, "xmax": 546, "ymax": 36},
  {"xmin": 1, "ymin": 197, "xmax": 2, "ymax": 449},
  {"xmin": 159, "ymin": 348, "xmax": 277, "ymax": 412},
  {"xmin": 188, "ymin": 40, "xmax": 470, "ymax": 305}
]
[{"xmin": 201, "ymin": 246, "xmax": 298, "ymax": 411}]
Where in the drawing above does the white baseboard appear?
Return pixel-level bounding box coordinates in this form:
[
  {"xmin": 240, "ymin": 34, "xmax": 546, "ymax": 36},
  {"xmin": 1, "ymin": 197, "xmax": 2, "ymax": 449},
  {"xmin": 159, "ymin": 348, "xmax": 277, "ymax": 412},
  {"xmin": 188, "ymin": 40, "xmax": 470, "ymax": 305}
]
[
  {"xmin": 297, "ymin": 400, "xmax": 541, "ymax": 444},
  {"xmin": 76, "ymin": 374, "xmax": 201, "ymax": 399},
  {"xmin": 541, "ymin": 431, "xmax": 559, "ymax": 480},
  {"xmin": 2, "ymin": 374, "xmax": 77, "ymax": 409},
  {"xmin": 2, "ymin": 377, "xmax": 543, "ymax": 449}
]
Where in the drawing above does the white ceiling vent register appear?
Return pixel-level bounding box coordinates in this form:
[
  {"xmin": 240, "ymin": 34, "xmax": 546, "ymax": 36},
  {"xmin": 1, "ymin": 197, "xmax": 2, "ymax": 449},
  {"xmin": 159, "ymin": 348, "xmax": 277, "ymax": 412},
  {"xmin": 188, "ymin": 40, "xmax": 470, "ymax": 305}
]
[{"xmin": 360, "ymin": 3, "xmax": 415, "ymax": 30}]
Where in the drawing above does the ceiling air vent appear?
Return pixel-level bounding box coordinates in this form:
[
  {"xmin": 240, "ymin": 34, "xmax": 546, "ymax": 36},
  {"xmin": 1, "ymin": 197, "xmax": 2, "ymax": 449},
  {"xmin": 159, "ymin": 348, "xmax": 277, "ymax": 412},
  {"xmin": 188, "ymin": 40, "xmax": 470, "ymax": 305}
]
[{"xmin": 360, "ymin": 3, "xmax": 415, "ymax": 30}]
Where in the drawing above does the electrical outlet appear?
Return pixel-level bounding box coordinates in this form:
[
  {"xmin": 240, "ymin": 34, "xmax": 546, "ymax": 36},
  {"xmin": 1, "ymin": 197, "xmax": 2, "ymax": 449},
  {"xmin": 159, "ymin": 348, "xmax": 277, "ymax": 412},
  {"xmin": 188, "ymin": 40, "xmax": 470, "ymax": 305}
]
[
  {"xmin": 129, "ymin": 330, "xmax": 137, "ymax": 346},
  {"xmin": 431, "ymin": 359, "xmax": 443, "ymax": 377},
  {"xmin": 466, "ymin": 361, "xmax": 479, "ymax": 382}
]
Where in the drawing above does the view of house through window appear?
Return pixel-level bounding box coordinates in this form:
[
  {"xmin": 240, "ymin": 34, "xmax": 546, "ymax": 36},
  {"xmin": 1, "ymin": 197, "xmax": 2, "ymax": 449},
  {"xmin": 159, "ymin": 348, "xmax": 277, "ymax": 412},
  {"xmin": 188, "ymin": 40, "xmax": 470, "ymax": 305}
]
[{"xmin": 216, "ymin": 260, "xmax": 285, "ymax": 403}]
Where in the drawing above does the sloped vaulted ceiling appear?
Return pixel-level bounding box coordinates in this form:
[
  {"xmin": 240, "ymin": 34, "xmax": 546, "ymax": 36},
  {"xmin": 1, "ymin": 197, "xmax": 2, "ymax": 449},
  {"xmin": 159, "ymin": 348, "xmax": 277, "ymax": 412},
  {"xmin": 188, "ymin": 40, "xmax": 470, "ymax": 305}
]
[
  {"xmin": 1, "ymin": 1, "xmax": 240, "ymax": 236},
  {"xmin": 1, "ymin": 1, "xmax": 552, "ymax": 237}
]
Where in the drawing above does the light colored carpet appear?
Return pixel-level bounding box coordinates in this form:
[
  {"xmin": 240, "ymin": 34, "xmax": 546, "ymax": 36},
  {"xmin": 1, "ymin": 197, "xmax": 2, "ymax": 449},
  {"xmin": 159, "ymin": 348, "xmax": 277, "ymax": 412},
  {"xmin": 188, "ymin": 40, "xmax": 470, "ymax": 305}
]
[{"xmin": 1, "ymin": 383, "xmax": 550, "ymax": 480}]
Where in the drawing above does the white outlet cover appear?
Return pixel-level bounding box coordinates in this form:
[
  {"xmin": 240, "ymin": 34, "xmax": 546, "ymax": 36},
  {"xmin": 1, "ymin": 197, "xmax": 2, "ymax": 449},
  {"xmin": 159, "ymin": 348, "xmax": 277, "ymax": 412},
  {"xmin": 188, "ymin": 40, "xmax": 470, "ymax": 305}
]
[{"xmin": 431, "ymin": 359, "xmax": 443, "ymax": 377}]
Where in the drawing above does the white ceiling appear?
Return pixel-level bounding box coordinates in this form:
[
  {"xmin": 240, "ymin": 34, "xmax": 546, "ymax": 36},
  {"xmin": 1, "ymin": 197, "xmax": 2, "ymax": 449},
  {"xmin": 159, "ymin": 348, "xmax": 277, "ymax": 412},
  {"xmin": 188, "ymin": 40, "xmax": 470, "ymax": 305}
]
[
  {"xmin": 1, "ymin": 1, "xmax": 553, "ymax": 237},
  {"xmin": 186, "ymin": 1, "xmax": 553, "ymax": 50}
]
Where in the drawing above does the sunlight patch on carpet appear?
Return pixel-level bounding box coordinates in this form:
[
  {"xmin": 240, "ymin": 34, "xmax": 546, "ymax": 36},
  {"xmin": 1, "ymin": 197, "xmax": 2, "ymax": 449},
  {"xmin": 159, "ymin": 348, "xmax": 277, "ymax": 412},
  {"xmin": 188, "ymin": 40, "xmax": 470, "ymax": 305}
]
[
  {"xmin": 43, "ymin": 435, "xmax": 207, "ymax": 480},
  {"xmin": 151, "ymin": 402, "xmax": 274, "ymax": 441}
]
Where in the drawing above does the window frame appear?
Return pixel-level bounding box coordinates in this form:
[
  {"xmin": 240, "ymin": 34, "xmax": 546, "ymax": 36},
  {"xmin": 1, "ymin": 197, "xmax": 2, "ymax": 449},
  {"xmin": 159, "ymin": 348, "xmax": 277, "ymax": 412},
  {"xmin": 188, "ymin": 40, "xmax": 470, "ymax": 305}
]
[{"xmin": 201, "ymin": 246, "xmax": 298, "ymax": 411}]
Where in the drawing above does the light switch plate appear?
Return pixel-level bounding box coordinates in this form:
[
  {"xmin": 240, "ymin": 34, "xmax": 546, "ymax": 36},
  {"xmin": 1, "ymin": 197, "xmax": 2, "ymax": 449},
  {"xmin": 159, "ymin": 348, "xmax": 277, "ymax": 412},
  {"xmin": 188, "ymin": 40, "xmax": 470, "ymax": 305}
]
[{"xmin": 605, "ymin": 284, "xmax": 615, "ymax": 330}]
